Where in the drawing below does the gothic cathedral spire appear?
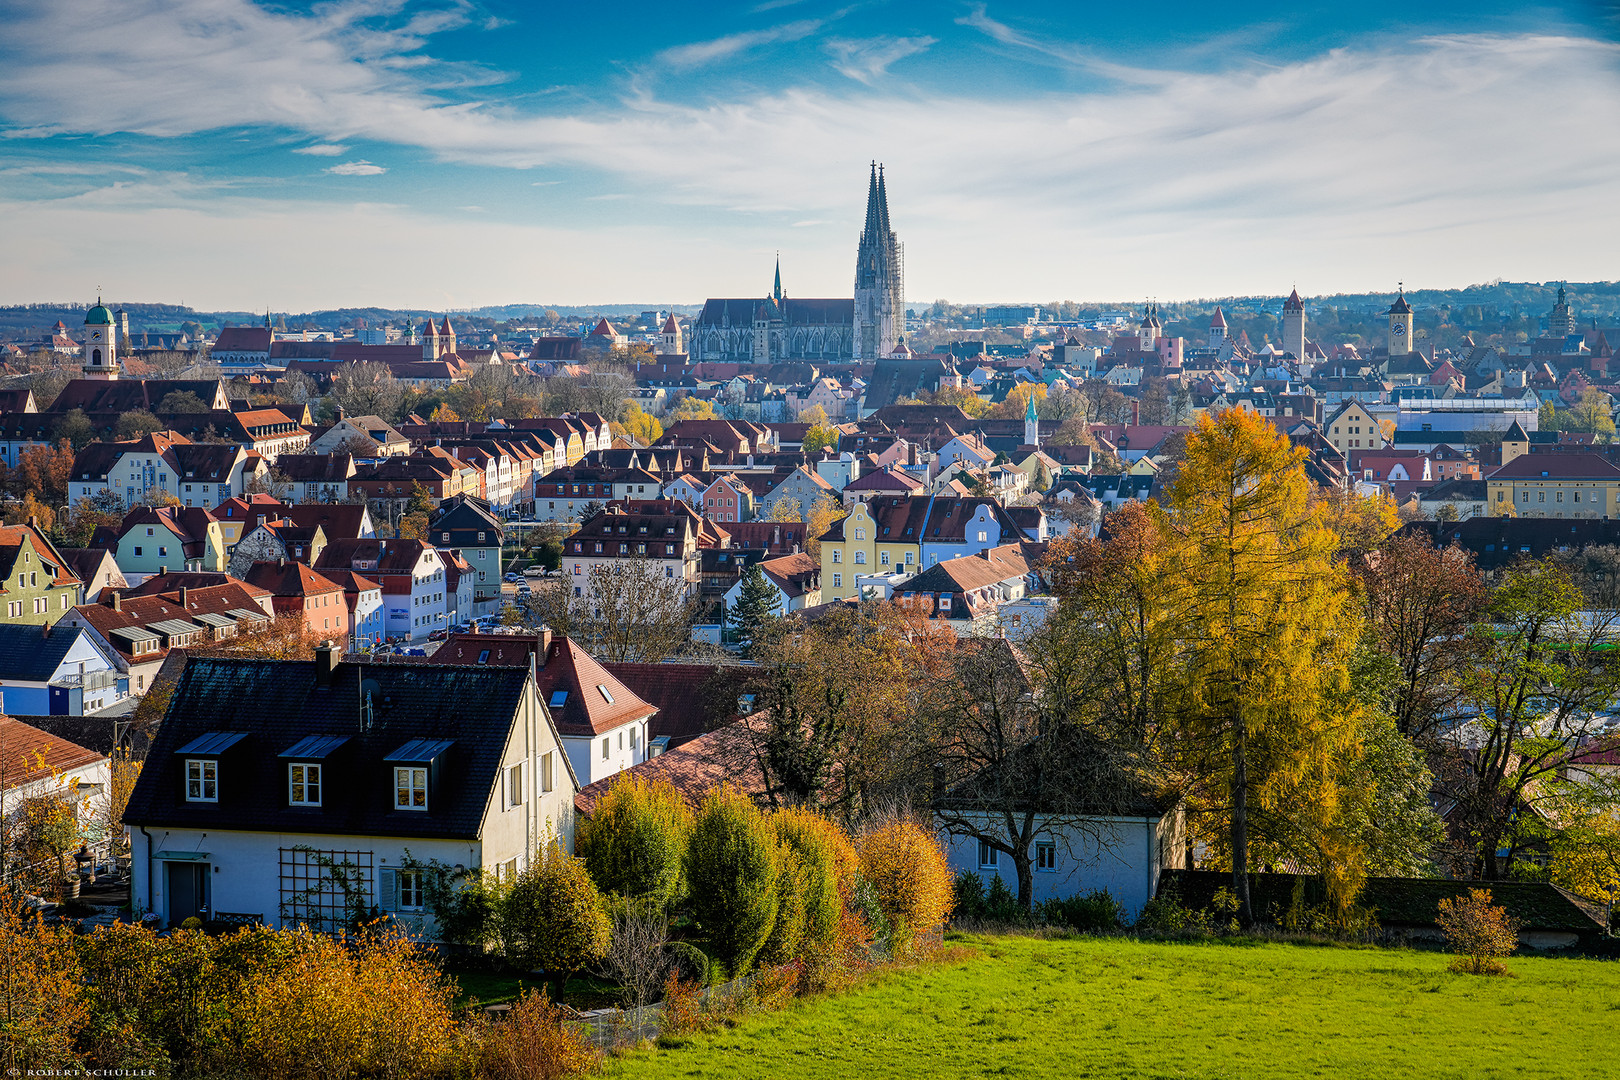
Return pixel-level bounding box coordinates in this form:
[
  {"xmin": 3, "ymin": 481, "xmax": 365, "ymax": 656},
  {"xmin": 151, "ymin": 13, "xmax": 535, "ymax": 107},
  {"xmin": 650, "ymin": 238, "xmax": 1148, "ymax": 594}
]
[{"xmin": 854, "ymin": 162, "xmax": 904, "ymax": 360}]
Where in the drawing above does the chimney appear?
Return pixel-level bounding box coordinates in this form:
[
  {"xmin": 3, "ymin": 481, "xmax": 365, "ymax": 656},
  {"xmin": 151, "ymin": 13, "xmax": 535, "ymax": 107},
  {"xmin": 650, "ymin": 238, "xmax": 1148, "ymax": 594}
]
[
  {"xmin": 110, "ymin": 591, "xmax": 121, "ymax": 612},
  {"xmin": 536, "ymin": 626, "xmax": 552, "ymax": 657},
  {"xmin": 314, "ymin": 640, "xmax": 340, "ymax": 686},
  {"xmin": 179, "ymin": 586, "xmax": 188, "ymax": 608}
]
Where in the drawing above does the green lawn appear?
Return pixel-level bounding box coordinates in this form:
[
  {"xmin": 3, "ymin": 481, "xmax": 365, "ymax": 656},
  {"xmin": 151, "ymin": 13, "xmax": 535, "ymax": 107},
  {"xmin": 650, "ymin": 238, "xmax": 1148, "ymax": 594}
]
[{"xmin": 607, "ymin": 934, "xmax": 1620, "ymax": 1080}]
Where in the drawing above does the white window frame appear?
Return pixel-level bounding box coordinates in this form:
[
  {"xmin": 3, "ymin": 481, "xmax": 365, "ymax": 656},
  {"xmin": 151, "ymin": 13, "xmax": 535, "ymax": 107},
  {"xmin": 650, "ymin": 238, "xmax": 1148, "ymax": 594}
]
[
  {"xmin": 977, "ymin": 839, "xmax": 997, "ymax": 869},
  {"xmin": 395, "ymin": 767, "xmax": 428, "ymax": 811},
  {"xmin": 507, "ymin": 762, "xmax": 524, "ymax": 807},
  {"xmin": 185, "ymin": 758, "xmax": 218, "ymax": 802},
  {"xmin": 289, "ymin": 762, "xmax": 322, "ymax": 806},
  {"xmin": 541, "ymin": 751, "xmax": 555, "ymax": 793},
  {"xmin": 1036, "ymin": 840, "xmax": 1057, "ymax": 872},
  {"xmin": 398, "ymin": 868, "xmax": 424, "ymax": 910}
]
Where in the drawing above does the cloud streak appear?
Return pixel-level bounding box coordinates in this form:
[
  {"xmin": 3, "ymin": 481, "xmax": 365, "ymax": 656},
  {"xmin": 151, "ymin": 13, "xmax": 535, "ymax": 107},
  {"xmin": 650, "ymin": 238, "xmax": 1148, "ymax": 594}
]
[
  {"xmin": 657, "ymin": 19, "xmax": 823, "ymax": 68},
  {"xmin": 824, "ymin": 35, "xmax": 936, "ymax": 83},
  {"xmin": 325, "ymin": 160, "xmax": 386, "ymax": 175}
]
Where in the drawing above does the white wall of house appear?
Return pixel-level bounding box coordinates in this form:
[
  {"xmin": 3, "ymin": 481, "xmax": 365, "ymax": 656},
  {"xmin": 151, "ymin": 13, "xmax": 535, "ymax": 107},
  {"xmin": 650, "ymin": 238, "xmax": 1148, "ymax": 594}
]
[
  {"xmin": 3, "ymin": 759, "xmax": 111, "ymax": 842},
  {"xmin": 0, "ymin": 633, "xmax": 124, "ymax": 715},
  {"xmin": 561, "ymin": 716, "xmax": 648, "ymax": 789},
  {"xmin": 937, "ymin": 810, "xmax": 1184, "ymax": 918}
]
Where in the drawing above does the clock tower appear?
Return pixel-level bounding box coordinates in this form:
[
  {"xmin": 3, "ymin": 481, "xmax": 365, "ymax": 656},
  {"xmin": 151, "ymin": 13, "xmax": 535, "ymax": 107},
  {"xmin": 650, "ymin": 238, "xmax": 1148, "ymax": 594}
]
[
  {"xmin": 1386, "ymin": 285, "xmax": 1414, "ymax": 356},
  {"xmin": 82, "ymin": 297, "xmax": 120, "ymax": 380}
]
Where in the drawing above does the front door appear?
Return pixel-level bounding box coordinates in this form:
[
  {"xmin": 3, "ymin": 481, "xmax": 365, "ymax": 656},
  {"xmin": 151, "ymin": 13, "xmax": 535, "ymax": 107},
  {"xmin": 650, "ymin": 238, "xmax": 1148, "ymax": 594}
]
[{"xmin": 166, "ymin": 862, "xmax": 208, "ymax": 924}]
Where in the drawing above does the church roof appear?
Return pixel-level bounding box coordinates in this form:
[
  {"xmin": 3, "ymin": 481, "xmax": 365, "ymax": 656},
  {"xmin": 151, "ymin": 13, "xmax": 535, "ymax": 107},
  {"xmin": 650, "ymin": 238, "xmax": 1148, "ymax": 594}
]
[
  {"xmin": 1209, "ymin": 308, "xmax": 1227, "ymax": 329},
  {"xmin": 440, "ymin": 316, "xmax": 454, "ymax": 336},
  {"xmin": 1284, "ymin": 289, "xmax": 1304, "ymax": 312},
  {"xmin": 590, "ymin": 317, "xmax": 618, "ymax": 337},
  {"xmin": 85, "ymin": 301, "xmax": 113, "ymax": 326},
  {"xmin": 1387, "ymin": 291, "xmax": 1413, "ymax": 315},
  {"xmin": 662, "ymin": 313, "xmax": 679, "ymax": 334}
]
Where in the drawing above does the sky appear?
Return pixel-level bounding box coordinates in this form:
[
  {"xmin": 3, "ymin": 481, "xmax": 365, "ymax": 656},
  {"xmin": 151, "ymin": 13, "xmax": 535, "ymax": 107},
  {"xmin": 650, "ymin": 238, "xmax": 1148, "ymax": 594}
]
[{"xmin": 2, "ymin": 0, "xmax": 1620, "ymax": 311}]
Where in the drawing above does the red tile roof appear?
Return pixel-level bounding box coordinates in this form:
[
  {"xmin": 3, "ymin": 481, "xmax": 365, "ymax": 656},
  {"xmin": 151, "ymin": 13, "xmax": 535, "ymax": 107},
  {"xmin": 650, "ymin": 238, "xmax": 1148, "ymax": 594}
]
[
  {"xmin": 537, "ymin": 637, "xmax": 655, "ymax": 737},
  {"xmin": 0, "ymin": 716, "xmax": 104, "ymax": 789}
]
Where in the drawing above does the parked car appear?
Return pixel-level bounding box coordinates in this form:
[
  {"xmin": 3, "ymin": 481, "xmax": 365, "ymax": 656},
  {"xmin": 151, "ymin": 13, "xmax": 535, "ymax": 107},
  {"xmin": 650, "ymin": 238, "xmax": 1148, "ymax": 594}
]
[
  {"xmin": 504, "ymin": 572, "xmax": 521, "ymax": 583},
  {"xmin": 523, "ymin": 567, "xmax": 547, "ymax": 578},
  {"xmin": 516, "ymin": 584, "xmax": 533, "ymax": 596},
  {"xmin": 429, "ymin": 628, "xmax": 449, "ymax": 641}
]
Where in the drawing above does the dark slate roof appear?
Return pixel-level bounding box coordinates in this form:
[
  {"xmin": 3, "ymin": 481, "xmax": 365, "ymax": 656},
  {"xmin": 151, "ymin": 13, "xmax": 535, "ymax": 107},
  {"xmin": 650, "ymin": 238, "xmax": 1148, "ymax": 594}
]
[
  {"xmin": 0, "ymin": 623, "xmax": 89, "ymax": 680},
  {"xmin": 1158, "ymin": 869, "xmax": 1608, "ymax": 936},
  {"xmin": 124, "ymin": 657, "xmax": 540, "ymax": 840},
  {"xmin": 1404, "ymin": 517, "xmax": 1620, "ymax": 569}
]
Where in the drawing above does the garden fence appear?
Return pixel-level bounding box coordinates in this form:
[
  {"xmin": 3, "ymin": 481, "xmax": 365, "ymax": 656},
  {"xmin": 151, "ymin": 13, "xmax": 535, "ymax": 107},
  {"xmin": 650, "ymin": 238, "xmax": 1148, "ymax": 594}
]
[{"xmin": 573, "ymin": 971, "xmax": 757, "ymax": 1049}]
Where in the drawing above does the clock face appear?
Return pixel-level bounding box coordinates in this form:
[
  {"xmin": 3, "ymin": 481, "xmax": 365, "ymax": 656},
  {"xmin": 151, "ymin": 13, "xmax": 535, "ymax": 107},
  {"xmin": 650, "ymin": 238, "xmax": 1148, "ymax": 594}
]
[
  {"xmin": 1393, "ymin": 324, "xmax": 1406, "ymax": 335},
  {"xmin": 91, "ymin": 330, "xmax": 101, "ymax": 340}
]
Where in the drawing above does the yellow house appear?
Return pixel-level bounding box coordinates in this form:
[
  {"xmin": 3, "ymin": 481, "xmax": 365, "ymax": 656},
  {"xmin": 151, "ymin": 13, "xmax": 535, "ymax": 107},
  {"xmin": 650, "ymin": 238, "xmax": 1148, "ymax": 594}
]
[
  {"xmin": 1324, "ymin": 400, "xmax": 1386, "ymax": 454},
  {"xmin": 1486, "ymin": 453, "xmax": 1620, "ymax": 518},
  {"xmin": 816, "ymin": 495, "xmax": 1023, "ymax": 601}
]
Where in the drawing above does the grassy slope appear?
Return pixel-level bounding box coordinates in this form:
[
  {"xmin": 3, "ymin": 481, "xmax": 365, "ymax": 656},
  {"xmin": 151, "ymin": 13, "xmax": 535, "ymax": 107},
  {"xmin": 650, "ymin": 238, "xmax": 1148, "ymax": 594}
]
[{"xmin": 608, "ymin": 934, "xmax": 1620, "ymax": 1080}]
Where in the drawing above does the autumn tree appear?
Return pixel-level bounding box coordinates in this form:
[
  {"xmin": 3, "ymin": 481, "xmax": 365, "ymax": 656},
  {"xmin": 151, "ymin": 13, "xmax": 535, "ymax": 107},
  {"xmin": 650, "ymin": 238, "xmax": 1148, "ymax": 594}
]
[
  {"xmin": 501, "ymin": 845, "xmax": 611, "ymax": 993},
  {"xmin": 1159, "ymin": 409, "xmax": 1366, "ymax": 924},
  {"xmin": 330, "ymin": 362, "xmax": 403, "ymax": 421},
  {"xmin": 620, "ymin": 403, "xmax": 662, "ymax": 445},
  {"xmin": 10, "ymin": 441, "xmax": 73, "ymax": 507},
  {"xmin": 803, "ymin": 494, "xmax": 846, "ymax": 559},
  {"xmin": 577, "ymin": 775, "xmax": 692, "ymax": 906},
  {"xmin": 524, "ymin": 557, "xmax": 695, "ymax": 663},
  {"xmin": 669, "ymin": 396, "xmax": 719, "ymax": 421},
  {"xmin": 1355, "ymin": 531, "xmax": 1487, "ymax": 739},
  {"xmin": 1443, "ymin": 562, "xmax": 1620, "ymax": 879}
]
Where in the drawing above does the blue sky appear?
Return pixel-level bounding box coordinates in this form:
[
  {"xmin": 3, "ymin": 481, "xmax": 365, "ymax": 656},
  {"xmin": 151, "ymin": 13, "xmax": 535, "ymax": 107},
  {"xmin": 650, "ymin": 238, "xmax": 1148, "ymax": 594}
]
[{"xmin": 2, "ymin": 0, "xmax": 1619, "ymax": 310}]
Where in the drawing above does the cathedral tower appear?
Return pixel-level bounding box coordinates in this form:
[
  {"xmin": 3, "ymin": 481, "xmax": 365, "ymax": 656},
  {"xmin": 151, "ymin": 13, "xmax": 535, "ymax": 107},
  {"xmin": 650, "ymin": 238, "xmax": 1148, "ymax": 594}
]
[
  {"xmin": 1387, "ymin": 285, "xmax": 1414, "ymax": 355},
  {"xmin": 1208, "ymin": 308, "xmax": 1228, "ymax": 350},
  {"xmin": 853, "ymin": 163, "xmax": 904, "ymax": 360},
  {"xmin": 1282, "ymin": 288, "xmax": 1306, "ymax": 359},
  {"xmin": 660, "ymin": 312, "xmax": 683, "ymax": 354},
  {"xmin": 82, "ymin": 298, "xmax": 119, "ymax": 380}
]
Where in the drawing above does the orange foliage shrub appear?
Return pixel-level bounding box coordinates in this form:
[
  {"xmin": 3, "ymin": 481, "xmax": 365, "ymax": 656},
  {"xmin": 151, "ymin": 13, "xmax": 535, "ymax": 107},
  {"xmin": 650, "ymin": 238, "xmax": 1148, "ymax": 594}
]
[
  {"xmin": 857, "ymin": 819, "xmax": 954, "ymax": 955},
  {"xmin": 476, "ymin": 989, "xmax": 599, "ymax": 1080},
  {"xmin": 1436, "ymin": 888, "xmax": 1520, "ymax": 976}
]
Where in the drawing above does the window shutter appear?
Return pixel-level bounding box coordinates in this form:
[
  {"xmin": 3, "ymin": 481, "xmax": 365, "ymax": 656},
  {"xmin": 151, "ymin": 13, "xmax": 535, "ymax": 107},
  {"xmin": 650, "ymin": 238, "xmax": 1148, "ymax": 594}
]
[{"xmin": 378, "ymin": 867, "xmax": 398, "ymax": 912}]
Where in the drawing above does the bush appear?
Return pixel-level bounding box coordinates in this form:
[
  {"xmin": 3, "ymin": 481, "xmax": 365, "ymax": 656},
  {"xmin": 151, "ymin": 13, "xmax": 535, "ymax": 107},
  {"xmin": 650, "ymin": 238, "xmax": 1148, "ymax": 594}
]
[
  {"xmin": 1039, "ymin": 889, "xmax": 1125, "ymax": 932},
  {"xmin": 664, "ymin": 941, "xmax": 710, "ymax": 986},
  {"xmin": 759, "ymin": 843, "xmax": 808, "ymax": 968},
  {"xmin": 952, "ymin": 871, "xmax": 986, "ymax": 920},
  {"xmin": 578, "ymin": 775, "xmax": 692, "ymax": 906},
  {"xmin": 769, "ymin": 809, "xmax": 847, "ymax": 972},
  {"xmin": 857, "ymin": 819, "xmax": 954, "ymax": 951},
  {"xmin": 1135, "ymin": 884, "xmax": 1212, "ymax": 935},
  {"xmin": 1436, "ymin": 888, "xmax": 1519, "ymax": 976},
  {"xmin": 476, "ymin": 989, "xmax": 598, "ymax": 1080},
  {"xmin": 501, "ymin": 844, "xmax": 611, "ymax": 985},
  {"xmin": 983, "ymin": 874, "xmax": 1022, "ymax": 923},
  {"xmin": 685, "ymin": 787, "xmax": 781, "ymax": 975},
  {"xmin": 0, "ymin": 901, "xmax": 87, "ymax": 1071}
]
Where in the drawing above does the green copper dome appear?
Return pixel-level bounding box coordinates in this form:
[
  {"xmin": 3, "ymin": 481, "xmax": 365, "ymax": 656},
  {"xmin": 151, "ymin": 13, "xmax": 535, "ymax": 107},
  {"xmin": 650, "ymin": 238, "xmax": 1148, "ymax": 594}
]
[{"xmin": 84, "ymin": 299, "xmax": 114, "ymax": 325}]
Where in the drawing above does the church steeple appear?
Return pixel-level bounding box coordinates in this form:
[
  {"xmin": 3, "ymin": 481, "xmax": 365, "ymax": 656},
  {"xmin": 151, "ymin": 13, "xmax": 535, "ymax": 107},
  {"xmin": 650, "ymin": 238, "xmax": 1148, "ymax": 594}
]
[
  {"xmin": 773, "ymin": 254, "xmax": 783, "ymax": 301},
  {"xmin": 853, "ymin": 162, "xmax": 904, "ymax": 360}
]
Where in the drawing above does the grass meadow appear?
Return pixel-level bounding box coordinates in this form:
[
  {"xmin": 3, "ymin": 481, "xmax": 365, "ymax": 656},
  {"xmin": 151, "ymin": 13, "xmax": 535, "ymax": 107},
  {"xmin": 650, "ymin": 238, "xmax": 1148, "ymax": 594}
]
[{"xmin": 607, "ymin": 933, "xmax": 1620, "ymax": 1080}]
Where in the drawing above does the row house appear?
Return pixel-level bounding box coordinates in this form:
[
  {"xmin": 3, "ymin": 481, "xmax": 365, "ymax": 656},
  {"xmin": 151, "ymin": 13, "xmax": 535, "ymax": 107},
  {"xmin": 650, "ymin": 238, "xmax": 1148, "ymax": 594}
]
[
  {"xmin": 274, "ymin": 453, "xmax": 358, "ymax": 503},
  {"xmin": 227, "ymin": 521, "xmax": 328, "ymax": 578},
  {"xmin": 153, "ymin": 408, "xmax": 309, "ymax": 462},
  {"xmin": 0, "ymin": 622, "xmax": 125, "ymax": 715},
  {"xmin": 0, "ymin": 521, "xmax": 83, "ymax": 626},
  {"xmin": 348, "ymin": 454, "xmax": 479, "ymax": 507},
  {"xmin": 817, "ymin": 495, "xmax": 1026, "ymax": 601},
  {"xmin": 428, "ymin": 495, "xmax": 505, "ymax": 616},
  {"xmin": 309, "ymin": 414, "xmax": 412, "ymax": 457},
  {"xmin": 69, "ymin": 431, "xmax": 187, "ymax": 509},
  {"xmin": 317, "ymin": 569, "xmax": 386, "ymax": 648},
  {"xmin": 213, "ymin": 494, "xmax": 296, "ymax": 550},
  {"xmin": 60, "ymin": 580, "xmax": 275, "ymax": 694},
  {"xmin": 240, "ymin": 560, "xmax": 353, "ymax": 642},
  {"xmin": 1486, "ymin": 453, "xmax": 1620, "ymax": 519},
  {"xmin": 536, "ymin": 467, "xmax": 665, "ymax": 522},
  {"xmin": 563, "ymin": 502, "xmax": 701, "ymax": 600},
  {"xmin": 315, "ymin": 538, "xmax": 448, "ymax": 642},
  {"xmin": 701, "ymin": 475, "xmax": 754, "ymax": 523},
  {"xmin": 100, "ymin": 506, "xmax": 228, "ymax": 583}
]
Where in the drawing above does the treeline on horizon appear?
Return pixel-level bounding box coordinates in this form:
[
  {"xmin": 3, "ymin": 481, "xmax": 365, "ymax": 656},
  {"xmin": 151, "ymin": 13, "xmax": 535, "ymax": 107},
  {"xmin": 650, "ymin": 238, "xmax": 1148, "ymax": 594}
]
[{"xmin": 3, "ymin": 281, "xmax": 1619, "ymax": 341}]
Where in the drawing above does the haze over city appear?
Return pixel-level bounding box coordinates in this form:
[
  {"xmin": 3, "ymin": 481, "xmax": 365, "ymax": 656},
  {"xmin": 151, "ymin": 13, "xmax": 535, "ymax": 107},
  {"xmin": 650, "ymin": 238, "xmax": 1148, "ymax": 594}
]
[{"xmin": 3, "ymin": 0, "xmax": 1620, "ymax": 309}]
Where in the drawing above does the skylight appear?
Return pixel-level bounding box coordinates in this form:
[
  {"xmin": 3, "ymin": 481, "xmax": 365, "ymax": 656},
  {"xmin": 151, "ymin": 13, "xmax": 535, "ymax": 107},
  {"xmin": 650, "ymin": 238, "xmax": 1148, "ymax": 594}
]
[
  {"xmin": 549, "ymin": 690, "xmax": 568, "ymax": 708},
  {"xmin": 597, "ymin": 684, "xmax": 615, "ymax": 704}
]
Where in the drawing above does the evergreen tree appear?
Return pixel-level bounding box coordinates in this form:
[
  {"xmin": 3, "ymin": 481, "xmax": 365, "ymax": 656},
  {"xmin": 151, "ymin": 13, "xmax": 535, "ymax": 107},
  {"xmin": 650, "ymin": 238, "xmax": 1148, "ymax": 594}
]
[{"xmin": 729, "ymin": 561, "xmax": 783, "ymax": 654}]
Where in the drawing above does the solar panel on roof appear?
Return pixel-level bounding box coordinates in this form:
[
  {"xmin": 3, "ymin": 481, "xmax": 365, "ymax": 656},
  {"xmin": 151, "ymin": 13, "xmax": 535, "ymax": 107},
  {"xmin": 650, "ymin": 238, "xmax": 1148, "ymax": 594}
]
[{"xmin": 175, "ymin": 731, "xmax": 248, "ymax": 755}]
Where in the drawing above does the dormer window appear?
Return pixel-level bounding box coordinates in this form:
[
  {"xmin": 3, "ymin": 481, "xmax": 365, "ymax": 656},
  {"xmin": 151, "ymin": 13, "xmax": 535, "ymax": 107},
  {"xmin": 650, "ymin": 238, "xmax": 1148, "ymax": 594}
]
[
  {"xmin": 289, "ymin": 763, "xmax": 322, "ymax": 806},
  {"xmin": 395, "ymin": 767, "xmax": 428, "ymax": 810},
  {"xmin": 185, "ymin": 759, "xmax": 218, "ymax": 802}
]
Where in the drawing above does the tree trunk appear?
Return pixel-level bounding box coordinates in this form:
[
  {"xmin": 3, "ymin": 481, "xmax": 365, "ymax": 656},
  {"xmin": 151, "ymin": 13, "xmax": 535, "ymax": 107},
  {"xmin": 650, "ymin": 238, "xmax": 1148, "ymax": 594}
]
[
  {"xmin": 1231, "ymin": 707, "xmax": 1254, "ymax": 926},
  {"xmin": 1014, "ymin": 852, "xmax": 1034, "ymax": 912}
]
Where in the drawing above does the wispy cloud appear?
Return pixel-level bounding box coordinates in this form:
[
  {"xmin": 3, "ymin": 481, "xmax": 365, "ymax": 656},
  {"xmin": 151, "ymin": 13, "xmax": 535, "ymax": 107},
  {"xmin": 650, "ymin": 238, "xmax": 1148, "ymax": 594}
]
[
  {"xmin": 326, "ymin": 160, "xmax": 386, "ymax": 175},
  {"xmin": 825, "ymin": 35, "xmax": 936, "ymax": 84},
  {"xmin": 293, "ymin": 143, "xmax": 348, "ymax": 156},
  {"xmin": 955, "ymin": 3, "xmax": 1168, "ymax": 85},
  {"xmin": 658, "ymin": 19, "xmax": 823, "ymax": 68}
]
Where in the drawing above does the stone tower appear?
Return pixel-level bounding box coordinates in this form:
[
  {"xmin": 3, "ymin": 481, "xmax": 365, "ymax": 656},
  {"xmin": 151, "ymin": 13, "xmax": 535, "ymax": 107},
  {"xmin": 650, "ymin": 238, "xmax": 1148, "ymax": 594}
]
[
  {"xmin": 660, "ymin": 312, "xmax": 683, "ymax": 354},
  {"xmin": 1024, "ymin": 390, "xmax": 1040, "ymax": 449},
  {"xmin": 1387, "ymin": 286, "xmax": 1414, "ymax": 355},
  {"xmin": 853, "ymin": 163, "xmax": 904, "ymax": 361},
  {"xmin": 81, "ymin": 298, "xmax": 119, "ymax": 380},
  {"xmin": 1208, "ymin": 307, "xmax": 1228, "ymax": 349},
  {"xmin": 1282, "ymin": 289, "xmax": 1306, "ymax": 359},
  {"xmin": 1548, "ymin": 284, "xmax": 1574, "ymax": 339}
]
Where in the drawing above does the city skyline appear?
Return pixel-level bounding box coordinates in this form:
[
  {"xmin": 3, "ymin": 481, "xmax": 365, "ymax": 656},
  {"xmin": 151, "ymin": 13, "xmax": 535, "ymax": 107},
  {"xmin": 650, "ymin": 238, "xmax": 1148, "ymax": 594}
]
[{"xmin": 3, "ymin": 1, "xmax": 1619, "ymax": 310}]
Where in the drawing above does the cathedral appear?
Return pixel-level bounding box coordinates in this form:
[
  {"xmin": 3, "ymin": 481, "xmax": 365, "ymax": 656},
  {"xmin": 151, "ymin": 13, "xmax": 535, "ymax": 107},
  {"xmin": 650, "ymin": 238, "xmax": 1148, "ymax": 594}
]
[{"xmin": 689, "ymin": 164, "xmax": 905, "ymax": 362}]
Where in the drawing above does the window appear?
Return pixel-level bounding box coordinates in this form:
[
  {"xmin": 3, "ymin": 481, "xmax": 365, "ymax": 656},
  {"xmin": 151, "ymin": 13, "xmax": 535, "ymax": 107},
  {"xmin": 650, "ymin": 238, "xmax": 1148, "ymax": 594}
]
[
  {"xmin": 601, "ymin": 737, "xmax": 610, "ymax": 760},
  {"xmin": 881, "ymin": 551, "xmax": 891, "ymax": 565},
  {"xmin": 185, "ymin": 759, "xmax": 218, "ymax": 802},
  {"xmin": 832, "ymin": 573, "xmax": 841, "ymax": 588},
  {"xmin": 398, "ymin": 869, "xmax": 424, "ymax": 911},
  {"xmin": 854, "ymin": 551, "xmax": 866, "ymax": 564},
  {"xmin": 507, "ymin": 763, "xmax": 524, "ymax": 806},
  {"xmin": 905, "ymin": 551, "xmax": 914, "ymax": 565},
  {"xmin": 289, "ymin": 763, "xmax": 321, "ymax": 806},
  {"xmin": 598, "ymin": 684, "xmax": 615, "ymax": 704},
  {"xmin": 832, "ymin": 550, "xmax": 841, "ymax": 563},
  {"xmin": 395, "ymin": 767, "xmax": 428, "ymax": 810},
  {"xmin": 978, "ymin": 840, "xmax": 997, "ymax": 869},
  {"xmin": 541, "ymin": 751, "xmax": 555, "ymax": 792},
  {"xmin": 1036, "ymin": 841, "xmax": 1057, "ymax": 871},
  {"xmin": 134, "ymin": 546, "xmax": 143, "ymax": 557},
  {"xmin": 854, "ymin": 527, "xmax": 865, "ymax": 540}
]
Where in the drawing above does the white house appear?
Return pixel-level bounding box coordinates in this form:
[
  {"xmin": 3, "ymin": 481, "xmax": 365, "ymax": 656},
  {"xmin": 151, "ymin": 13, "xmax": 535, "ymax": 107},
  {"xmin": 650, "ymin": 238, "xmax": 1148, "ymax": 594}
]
[
  {"xmin": 0, "ymin": 717, "xmax": 110, "ymax": 851},
  {"xmin": 123, "ymin": 649, "xmax": 579, "ymax": 931},
  {"xmin": 314, "ymin": 538, "xmax": 447, "ymax": 642},
  {"xmin": 721, "ymin": 552, "xmax": 820, "ymax": 619},
  {"xmin": 533, "ymin": 636, "xmax": 657, "ymax": 787}
]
